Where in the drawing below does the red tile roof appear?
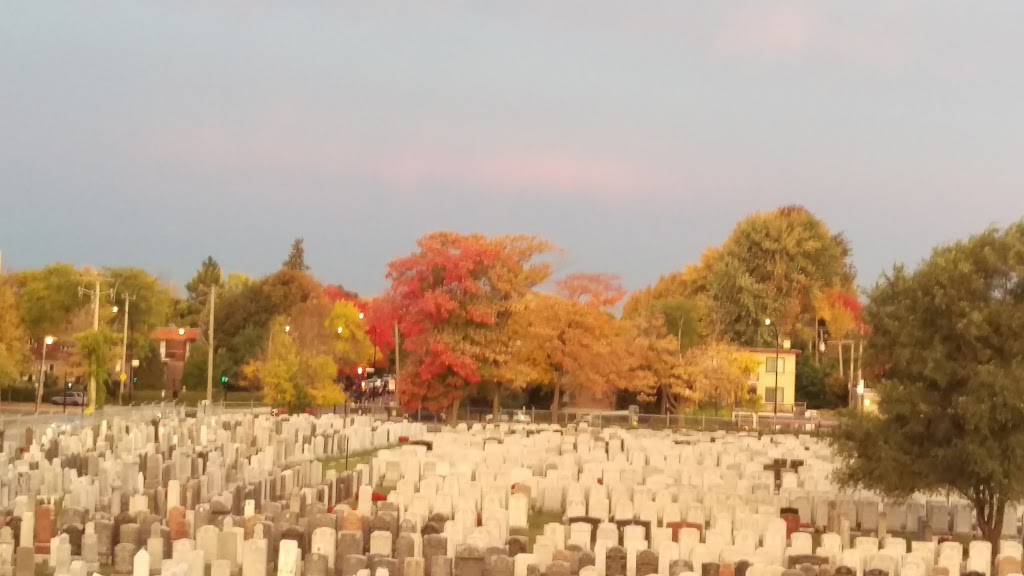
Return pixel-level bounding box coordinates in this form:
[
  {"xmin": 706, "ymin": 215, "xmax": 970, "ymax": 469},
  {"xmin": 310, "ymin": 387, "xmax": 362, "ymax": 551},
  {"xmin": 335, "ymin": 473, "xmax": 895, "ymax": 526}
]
[{"xmin": 150, "ymin": 327, "xmax": 202, "ymax": 342}]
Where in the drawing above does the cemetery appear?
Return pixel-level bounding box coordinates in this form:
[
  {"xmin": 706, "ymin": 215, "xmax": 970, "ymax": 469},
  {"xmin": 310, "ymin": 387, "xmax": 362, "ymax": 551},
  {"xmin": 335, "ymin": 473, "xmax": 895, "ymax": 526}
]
[{"xmin": 0, "ymin": 408, "xmax": 1019, "ymax": 576}]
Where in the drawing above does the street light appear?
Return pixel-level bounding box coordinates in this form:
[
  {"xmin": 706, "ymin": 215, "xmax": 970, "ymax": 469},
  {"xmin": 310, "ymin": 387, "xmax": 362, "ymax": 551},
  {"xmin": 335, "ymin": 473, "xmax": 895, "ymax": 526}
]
[
  {"xmin": 857, "ymin": 378, "xmax": 865, "ymax": 414},
  {"xmin": 178, "ymin": 328, "xmax": 185, "ymax": 336},
  {"xmin": 358, "ymin": 313, "xmax": 365, "ymax": 320},
  {"xmin": 112, "ymin": 306, "xmax": 118, "ymax": 313},
  {"xmin": 36, "ymin": 336, "xmax": 55, "ymax": 413},
  {"xmin": 284, "ymin": 325, "xmax": 291, "ymax": 333},
  {"xmin": 764, "ymin": 318, "xmax": 781, "ymax": 416},
  {"xmin": 337, "ymin": 326, "xmax": 344, "ymax": 334}
]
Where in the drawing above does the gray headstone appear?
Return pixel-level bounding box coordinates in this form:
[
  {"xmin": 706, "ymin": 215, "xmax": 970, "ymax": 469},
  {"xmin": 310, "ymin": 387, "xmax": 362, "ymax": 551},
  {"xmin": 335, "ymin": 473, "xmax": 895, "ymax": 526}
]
[
  {"xmin": 431, "ymin": 557, "xmax": 453, "ymax": 576},
  {"xmin": 637, "ymin": 550, "xmax": 658, "ymax": 576},
  {"xmin": 113, "ymin": 542, "xmax": 137, "ymax": 575},
  {"xmin": 606, "ymin": 547, "xmax": 627, "ymax": 576},
  {"xmin": 548, "ymin": 562, "xmax": 570, "ymax": 576},
  {"xmin": 671, "ymin": 561, "xmax": 694, "ymax": 576},
  {"xmin": 486, "ymin": 555, "xmax": 513, "ymax": 576},
  {"xmin": 338, "ymin": 532, "xmax": 364, "ymax": 563},
  {"xmin": 342, "ymin": 555, "xmax": 367, "ymax": 576},
  {"xmin": 307, "ymin": 553, "xmax": 330, "ymax": 576},
  {"xmin": 405, "ymin": 558, "xmax": 426, "ymax": 576},
  {"xmin": 455, "ymin": 545, "xmax": 485, "ymax": 576},
  {"xmin": 15, "ymin": 547, "xmax": 34, "ymax": 576},
  {"xmin": 505, "ymin": 537, "xmax": 527, "ymax": 559}
]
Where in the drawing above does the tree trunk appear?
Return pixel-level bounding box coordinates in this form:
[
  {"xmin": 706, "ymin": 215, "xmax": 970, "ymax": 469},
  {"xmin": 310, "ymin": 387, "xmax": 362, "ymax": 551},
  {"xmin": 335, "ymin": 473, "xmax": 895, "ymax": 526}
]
[
  {"xmin": 492, "ymin": 386, "xmax": 501, "ymax": 420},
  {"xmin": 550, "ymin": 381, "xmax": 562, "ymax": 424},
  {"xmin": 974, "ymin": 495, "xmax": 1005, "ymax": 569},
  {"xmin": 450, "ymin": 395, "xmax": 462, "ymax": 425},
  {"xmin": 838, "ymin": 342, "xmax": 844, "ymax": 378}
]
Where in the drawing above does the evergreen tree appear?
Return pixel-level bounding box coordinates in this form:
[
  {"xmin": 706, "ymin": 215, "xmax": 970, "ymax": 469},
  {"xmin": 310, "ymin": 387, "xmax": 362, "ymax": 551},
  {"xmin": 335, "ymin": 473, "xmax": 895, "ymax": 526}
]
[
  {"xmin": 186, "ymin": 256, "xmax": 223, "ymax": 302},
  {"xmin": 283, "ymin": 238, "xmax": 310, "ymax": 271}
]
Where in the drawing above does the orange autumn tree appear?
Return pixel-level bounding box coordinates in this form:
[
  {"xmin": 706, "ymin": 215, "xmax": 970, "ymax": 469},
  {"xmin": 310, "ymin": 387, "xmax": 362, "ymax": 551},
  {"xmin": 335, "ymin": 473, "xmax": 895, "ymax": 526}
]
[
  {"xmin": 508, "ymin": 274, "xmax": 631, "ymax": 421},
  {"xmin": 373, "ymin": 232, "xmax": 555, "ymax": 420}
]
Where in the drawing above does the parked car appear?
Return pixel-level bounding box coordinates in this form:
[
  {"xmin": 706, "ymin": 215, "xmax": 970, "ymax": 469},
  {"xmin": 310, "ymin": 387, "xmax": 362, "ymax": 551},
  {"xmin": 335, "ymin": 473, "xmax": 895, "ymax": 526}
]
[{"xmin": 51, "ymin": 391, "xmax": 86, "ymax": 406}]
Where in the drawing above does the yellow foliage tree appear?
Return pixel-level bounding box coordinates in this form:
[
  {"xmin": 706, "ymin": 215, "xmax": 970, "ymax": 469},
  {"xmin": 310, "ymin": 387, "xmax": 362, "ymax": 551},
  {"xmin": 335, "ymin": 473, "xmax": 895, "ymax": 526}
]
[
  {"xmin": 247, "ymin": 316, "xmax": 345, "ymax": 412},
  {"xmin": 0, "ymin": 279, "xmax": 29, "ymax": 396},
  {"xmin": 327, "ymin": 300, "xmax": 377, "ymax": 371},
  {"xmin": 671, "ymin": 343, "xmax": 758, "ymax": 413}
]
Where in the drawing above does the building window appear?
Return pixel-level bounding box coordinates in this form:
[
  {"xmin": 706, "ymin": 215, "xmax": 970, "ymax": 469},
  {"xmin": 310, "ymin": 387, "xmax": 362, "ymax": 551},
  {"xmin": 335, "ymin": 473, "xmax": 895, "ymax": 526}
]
[
  {"xmin": 48, "ymin": 364, "xmax": 55, "ymax": 372},
  {"xmin": 765, "ymin": 387, "xmax": 785, "ymax": 404},
  {"xmin": 766, "ymin": 357, "xmax": 785, "ymax": 373}
]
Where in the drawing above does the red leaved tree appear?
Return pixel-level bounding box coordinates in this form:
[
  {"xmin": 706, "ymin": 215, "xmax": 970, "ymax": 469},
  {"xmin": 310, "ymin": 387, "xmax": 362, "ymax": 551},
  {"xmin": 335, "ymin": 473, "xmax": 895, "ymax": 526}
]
[{"xmin": 372, "ymin": 232, "xmax": 555, "ymax": 420}]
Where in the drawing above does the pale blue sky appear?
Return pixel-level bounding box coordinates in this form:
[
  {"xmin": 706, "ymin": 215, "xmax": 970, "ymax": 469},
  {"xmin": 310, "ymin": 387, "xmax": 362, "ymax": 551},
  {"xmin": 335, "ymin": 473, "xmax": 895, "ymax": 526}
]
[{"xmin": 3, "ymin": 2, "xmax": 1024, "ymax": 296}]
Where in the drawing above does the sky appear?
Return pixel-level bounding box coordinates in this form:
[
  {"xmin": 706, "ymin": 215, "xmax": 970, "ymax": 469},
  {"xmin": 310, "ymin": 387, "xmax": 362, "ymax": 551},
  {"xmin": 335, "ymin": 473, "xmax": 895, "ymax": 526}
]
[{"xmin": 3, "ymin": 2, "xmax": 1024, "ymax": 297}]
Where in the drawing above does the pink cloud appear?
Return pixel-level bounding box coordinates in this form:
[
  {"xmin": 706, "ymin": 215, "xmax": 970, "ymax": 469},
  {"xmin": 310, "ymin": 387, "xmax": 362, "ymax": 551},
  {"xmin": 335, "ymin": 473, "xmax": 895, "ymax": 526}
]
[
  {"xmin": 147, "ymin": 122, "xmax": 669, "ymax": 201},
  {"xmin": 712, "ymin": 4, "xmax": 917, "ymax": 73},
  {"xmin": 713, "ymin": 4, "xmax": 818, "ymax": 60},
  {"xmin": 377, "ymin": 152, "xmax": 660, "ymax": 199}
]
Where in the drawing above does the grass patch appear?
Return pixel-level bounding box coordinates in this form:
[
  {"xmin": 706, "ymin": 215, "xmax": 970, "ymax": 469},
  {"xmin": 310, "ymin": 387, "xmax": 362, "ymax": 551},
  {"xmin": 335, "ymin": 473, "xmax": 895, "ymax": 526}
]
[
  {"xmin": 527, "ymin": 511, "xmax": 564, "ymax": 548},
  {"xmin": 320, "ymin": 445, "xmax": 394, "ymax": 474},
  {"xmin": 318, "ymin": 445, "xmax": 399, "ymax": 497}
]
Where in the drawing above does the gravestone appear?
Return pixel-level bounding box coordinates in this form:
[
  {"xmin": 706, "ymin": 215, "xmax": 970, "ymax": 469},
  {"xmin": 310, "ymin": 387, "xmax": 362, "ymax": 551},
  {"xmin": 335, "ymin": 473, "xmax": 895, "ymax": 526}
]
[
  {"xmin": 343, "ymin": 556, "xmax": 369, "ymax": 576},
  {"xmin": 637, "ymin": 551, "xmax": 659, "ymax": 576},
  {"xmin": 606, "ymin": 547, "xmax": 627, "ymax": 576}
]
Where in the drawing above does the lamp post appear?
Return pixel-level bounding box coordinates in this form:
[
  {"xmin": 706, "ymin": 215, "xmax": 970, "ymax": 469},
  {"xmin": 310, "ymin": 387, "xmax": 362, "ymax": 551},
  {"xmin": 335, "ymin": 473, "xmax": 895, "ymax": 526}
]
[
  {"xmin": 764, "ymin": 318, "xmax": 781, "ymax": 416},
  {"xmin": 856, "ymin": 378, "xmax": 865, "ymax": 414},
  {"xmin": 36, "ymin": 335, "xmax": 54, "ymax": 413}
]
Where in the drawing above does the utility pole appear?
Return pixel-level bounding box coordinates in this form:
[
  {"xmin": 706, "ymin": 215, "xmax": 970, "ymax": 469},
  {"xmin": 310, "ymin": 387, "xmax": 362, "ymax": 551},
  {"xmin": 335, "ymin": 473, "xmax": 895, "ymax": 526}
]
[
  {"xmin": 206, "ymin": 284, "xmax": 216, "ymax": 405},
  {"xmin": 393, "ymin": 321, "xmax": 400, "ymax": 401},
  {"xmin": 79, "ymin": 277, "xmax": 114, "ymax": 413},
  {"xmin": 118, "ymin": 293, "xmax": 136, "ymax": 405}
]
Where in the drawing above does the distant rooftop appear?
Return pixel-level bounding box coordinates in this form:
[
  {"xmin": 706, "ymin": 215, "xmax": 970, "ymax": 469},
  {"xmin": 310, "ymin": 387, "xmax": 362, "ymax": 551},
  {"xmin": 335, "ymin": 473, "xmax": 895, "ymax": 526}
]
[{"xmin": 151, "ymin": 327, "xmax": 201, "ymax": 341}]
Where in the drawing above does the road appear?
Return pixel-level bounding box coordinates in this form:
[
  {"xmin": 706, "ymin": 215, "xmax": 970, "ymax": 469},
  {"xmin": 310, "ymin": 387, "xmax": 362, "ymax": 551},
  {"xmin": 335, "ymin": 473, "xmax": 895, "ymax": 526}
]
[{"xmin": 0, "ymin": 401, "xmax": 78, "ymax": 415}]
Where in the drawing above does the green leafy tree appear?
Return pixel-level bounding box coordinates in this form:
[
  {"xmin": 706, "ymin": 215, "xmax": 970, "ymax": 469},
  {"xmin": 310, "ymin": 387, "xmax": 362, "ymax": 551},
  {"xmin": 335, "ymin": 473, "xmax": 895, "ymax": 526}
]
[
  {"xmin": 14, "ymin": 264, "xmax": 85, "ymax": 339},
  {"xmin": 186, "ymin": 256, "xmax": 224, "ymax": 302},
  {"xmin": 133, "ymin": 342, "xmax": 165, "ymax": 389},
  {"xmin": 181, "ymin": 342, "xmax": 232, "ymax": 395},
  {"xmin": 702, "ymin": 206, "xmax": 855, "ymax": 346},
  {"xmin": 173, "ymin": 256, "xmax": 223, "ymax": 326},
  {"xmin": 0, "ymin": 278, "xmax": 29, "ymax": 392},
  {"xmin": 830, "ymin": 222, "xmax": 1024, "ymax": 558},
  {"xmin": 794, "ymin": 353, "xmax": 838, "ymax": 409},
  {"xmin": 74, "ymin": 328, "xmax": 118, "ymax": 408},
  {"xmin": 106, "ymin": 267, "xmax": 173, "ymax": 362},
  {"xmin": 283, "ymin": 237, "xmax": 310, "ymax": 271}
]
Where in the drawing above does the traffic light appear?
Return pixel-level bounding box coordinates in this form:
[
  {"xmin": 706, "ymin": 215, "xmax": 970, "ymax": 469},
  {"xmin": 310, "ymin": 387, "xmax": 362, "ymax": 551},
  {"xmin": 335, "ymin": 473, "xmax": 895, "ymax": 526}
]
[
  {"xmin": 133, "ymin": 377, "xmax": 138, "ymax": 383},
  {"xmin": 220, "ymin": 376, "xmax": 228, "ymax": 384}
]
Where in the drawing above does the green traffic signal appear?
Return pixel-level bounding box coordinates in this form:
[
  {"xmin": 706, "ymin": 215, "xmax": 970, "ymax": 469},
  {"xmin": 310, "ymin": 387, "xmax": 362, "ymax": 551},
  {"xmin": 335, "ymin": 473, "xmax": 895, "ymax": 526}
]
[{"xmin": 220, "ymin": 376, "xmax": 228, "ymax": 384}]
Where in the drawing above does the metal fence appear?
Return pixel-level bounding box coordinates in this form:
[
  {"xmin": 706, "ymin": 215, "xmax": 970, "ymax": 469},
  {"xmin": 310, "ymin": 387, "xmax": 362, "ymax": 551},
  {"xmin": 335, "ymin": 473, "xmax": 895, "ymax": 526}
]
[
  {"xmin": 0, "ymin": 402, "xmax": 177, "ymax": 449},
  {"xmin": 323, "ymin": 403, "xmax": 835, "ymax": 435}
]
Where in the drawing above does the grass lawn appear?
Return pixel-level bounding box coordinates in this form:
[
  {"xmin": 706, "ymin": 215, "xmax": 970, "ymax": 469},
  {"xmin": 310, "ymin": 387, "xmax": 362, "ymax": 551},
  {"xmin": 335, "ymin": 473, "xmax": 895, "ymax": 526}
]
[
  {"xmin": 320, "ymin": 446, "xmax": 393, "ymax": 474},
  {"xmin": 527, "ymin": 511, "xmax": 564, "ymax": 548},
  {"xmin": 319, "ymin": 445, "xmax": 399, "ymax": 496}
]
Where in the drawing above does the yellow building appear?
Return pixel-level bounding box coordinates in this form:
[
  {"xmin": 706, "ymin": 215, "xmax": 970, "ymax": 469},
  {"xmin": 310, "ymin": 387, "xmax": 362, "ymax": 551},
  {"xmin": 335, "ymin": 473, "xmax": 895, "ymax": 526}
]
[{"xmin": 739, "ymin": 346, "xmax": 801, "ymax": 411}]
